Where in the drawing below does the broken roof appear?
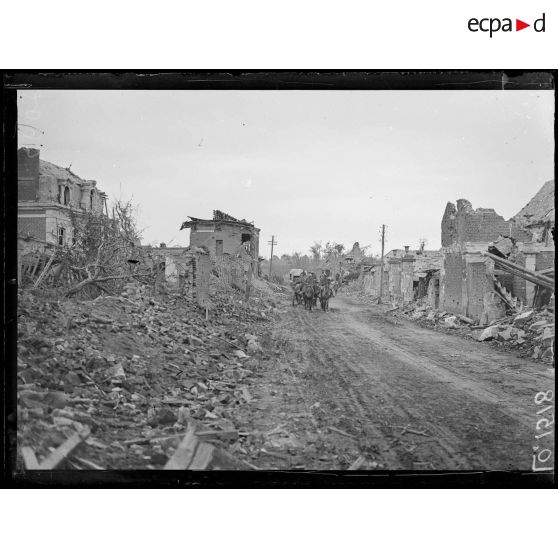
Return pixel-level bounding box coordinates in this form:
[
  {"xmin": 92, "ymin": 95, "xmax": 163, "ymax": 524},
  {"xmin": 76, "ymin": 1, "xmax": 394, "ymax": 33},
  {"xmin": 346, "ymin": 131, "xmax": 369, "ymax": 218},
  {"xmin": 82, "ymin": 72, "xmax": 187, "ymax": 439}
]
[
  {"xmin": 512, "ymin": 179, "xmax": 555, "ymax": 226},
  {"xmin": 213, "ymin": 209, "xmax": 244, "ymax": 222},
  {"xmin": 39, "ymin": 159, "xmax": 107, "ymax": 197},
  {"xmin": 180, "ymin": 209, "xmax": 257, "ymax": 230},
  {"xmin": 40, "ymin": 159, "xmax": 85, "ymax": 184}
]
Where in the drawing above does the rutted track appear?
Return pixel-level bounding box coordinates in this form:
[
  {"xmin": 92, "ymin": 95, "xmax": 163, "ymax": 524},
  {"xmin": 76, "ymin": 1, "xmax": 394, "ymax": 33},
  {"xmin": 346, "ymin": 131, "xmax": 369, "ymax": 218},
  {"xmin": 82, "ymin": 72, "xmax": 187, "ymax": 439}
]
[{"xmin": 273, "ymin": 294, "xmax": 554, "ymax": 470}]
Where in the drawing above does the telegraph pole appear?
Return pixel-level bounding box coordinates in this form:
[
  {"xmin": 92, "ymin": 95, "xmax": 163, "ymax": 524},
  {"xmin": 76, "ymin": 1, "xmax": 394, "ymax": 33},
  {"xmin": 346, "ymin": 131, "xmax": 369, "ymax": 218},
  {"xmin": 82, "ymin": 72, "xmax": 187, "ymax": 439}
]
[
  {"xmin": 268, "ymin": 235, "xmax": 277, "ymax": 278},
  {"xmin": 378, "ymin": 224, "xmax": 386, "ymax": 302}
]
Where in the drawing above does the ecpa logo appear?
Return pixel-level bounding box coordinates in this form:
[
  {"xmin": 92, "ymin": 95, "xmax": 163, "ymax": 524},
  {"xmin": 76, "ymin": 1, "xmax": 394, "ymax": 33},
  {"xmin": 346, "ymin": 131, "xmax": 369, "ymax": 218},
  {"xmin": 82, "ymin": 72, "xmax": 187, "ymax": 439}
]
[{"xmin": 468, "ymin": 13, "xmax": 546, "ymax": 37}]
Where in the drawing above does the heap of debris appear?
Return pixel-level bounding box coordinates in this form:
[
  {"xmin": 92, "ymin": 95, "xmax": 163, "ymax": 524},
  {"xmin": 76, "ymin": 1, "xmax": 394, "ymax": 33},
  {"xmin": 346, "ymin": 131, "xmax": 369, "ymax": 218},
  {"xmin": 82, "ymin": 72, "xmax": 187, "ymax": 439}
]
[
  {"xmin": 16, "ymin": 277, "xmax": 284, "ymax": 471},
  {"xmin": 387, "ymin": 299, "xmax": 554, "ymax": 365}
]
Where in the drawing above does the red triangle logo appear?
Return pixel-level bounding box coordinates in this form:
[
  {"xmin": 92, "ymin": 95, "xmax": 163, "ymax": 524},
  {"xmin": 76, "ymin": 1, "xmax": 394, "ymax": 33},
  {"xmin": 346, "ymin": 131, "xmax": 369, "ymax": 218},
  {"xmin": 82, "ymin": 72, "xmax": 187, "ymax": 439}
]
[{"xmin": 516, "ymin": 19, "xmax": 530, "ymax": 31}]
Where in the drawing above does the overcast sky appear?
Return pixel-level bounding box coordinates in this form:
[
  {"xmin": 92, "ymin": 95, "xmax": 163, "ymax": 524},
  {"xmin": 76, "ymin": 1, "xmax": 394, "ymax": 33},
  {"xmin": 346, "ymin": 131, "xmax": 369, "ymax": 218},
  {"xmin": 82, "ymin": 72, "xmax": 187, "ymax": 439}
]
[{"xmin": 18, "ymin": 89, "xmax": 554, "ymax": 257}]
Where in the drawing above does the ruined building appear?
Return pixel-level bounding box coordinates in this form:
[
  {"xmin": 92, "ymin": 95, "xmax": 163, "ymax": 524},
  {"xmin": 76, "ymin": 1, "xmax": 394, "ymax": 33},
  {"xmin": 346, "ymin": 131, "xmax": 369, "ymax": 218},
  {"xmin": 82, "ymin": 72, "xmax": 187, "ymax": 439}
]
[
  {"xmin": 510, "ymin": 179, "xmax": 555, "ymax": 245},
  {"xmin": 180, "ymin": 210, "xmax": 260, "ymax": 263},
  {"xmin": 438, "ymin": 180, "xmax": 555, "ymax": 321},
  {"xmin": 18, "ymin": 147, "xmax": 107, "ymax": 249},
  {"xmin": 361, "ymin": 246, "xmax": 443, "ymax": 303}
]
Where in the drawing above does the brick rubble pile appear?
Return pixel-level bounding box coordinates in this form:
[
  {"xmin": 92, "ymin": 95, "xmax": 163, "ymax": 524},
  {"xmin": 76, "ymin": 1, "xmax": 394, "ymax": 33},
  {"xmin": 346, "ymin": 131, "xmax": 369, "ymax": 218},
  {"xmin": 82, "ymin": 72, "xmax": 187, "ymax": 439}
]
[
  {"xmin": 390, "ymin": 300, "xmax": 554, "ymax": 365},
  {"xmin": 16, "ymin": 278, "xmax": 285, "ymax": 470}
]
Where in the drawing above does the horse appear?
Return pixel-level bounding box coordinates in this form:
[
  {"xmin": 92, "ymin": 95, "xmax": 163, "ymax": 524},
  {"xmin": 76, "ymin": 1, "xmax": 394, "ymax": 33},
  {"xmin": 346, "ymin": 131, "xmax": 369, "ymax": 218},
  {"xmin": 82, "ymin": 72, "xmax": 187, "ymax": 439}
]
[
  {"xmin": 319, "ymin": 284, "xmax": 334, "ymax": 312},
  {"xmin": 292, "ymin": 282, "xmax": 304, "ymax": 306},
  {"xmin": 302, "ymin": 283, "xmax": 315, "ymax": 311},
  {"xmin": 331, "ymin": 280, "xmax": 339, "ymax": 296},
  {"xmin": 312, "ymin": 283, "xmax": 320, "ymax": 309}
]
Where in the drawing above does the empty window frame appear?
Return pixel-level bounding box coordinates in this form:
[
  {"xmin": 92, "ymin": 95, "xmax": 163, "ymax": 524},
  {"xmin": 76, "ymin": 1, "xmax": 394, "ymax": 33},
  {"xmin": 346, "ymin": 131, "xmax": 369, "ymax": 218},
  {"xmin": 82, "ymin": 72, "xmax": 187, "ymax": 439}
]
[{"xmin": 57, "ymin": 226, "xmax": 66, "ymax": 246}]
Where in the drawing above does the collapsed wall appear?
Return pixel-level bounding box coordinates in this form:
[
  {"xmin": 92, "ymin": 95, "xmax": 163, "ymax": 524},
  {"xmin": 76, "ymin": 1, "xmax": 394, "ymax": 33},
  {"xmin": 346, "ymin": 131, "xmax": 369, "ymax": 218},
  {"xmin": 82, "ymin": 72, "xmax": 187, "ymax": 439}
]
[
  {"xmin": 439, "ymin": 192, "xmax": 554, "ymax": 321},
  {"xmin": 441, "ymin": 199, "xmax": 531, "ymax": 248}
]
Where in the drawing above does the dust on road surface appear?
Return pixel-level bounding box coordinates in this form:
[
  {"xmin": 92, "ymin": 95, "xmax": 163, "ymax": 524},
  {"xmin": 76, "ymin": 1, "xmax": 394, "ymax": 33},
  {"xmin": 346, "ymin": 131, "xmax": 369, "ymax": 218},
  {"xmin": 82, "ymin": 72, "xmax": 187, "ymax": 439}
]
[{"xmin": 255, "ymin": 292, "xmax": 554, "ymax": 470}]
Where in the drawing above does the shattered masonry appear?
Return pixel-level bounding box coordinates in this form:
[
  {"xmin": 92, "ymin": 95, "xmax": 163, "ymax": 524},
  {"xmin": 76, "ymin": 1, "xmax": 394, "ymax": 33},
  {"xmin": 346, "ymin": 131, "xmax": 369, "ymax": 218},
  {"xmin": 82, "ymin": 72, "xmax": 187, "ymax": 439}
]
[
  {"xmin": 180, "ymin": 209, "xmax": 260, "ymax": 273},
  {"xmin": 358, "ymin": 180, "xmax": 554, "ymax": 324},
  {"xmin": 362, "ymin": 247, "xmax": 443, "ymax": 304},
  {"xmin": 438, "ymin": 180, "xmax": 554, "ymax": 321},
  {"xmin": 17, "ymin": 147, "xmax": 107, "ymax": 250}
]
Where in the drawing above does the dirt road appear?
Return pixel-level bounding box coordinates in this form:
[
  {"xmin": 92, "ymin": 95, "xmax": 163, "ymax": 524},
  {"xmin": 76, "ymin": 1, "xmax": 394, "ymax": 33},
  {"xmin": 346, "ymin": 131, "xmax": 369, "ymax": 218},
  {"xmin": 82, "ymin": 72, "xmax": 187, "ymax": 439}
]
[{"xmin": 251, "ymin": 293, "xmax": 554, "ymax": 470}]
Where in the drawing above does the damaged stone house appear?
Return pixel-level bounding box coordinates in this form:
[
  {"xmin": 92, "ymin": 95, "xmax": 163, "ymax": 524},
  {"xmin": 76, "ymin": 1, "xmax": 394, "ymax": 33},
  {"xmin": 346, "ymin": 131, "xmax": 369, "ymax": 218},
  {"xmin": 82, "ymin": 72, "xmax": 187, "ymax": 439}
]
[
  {"xmin": 180, "ymin": 210, "xmax": 260, "ymax": 271},
  {"xmin": 438, "ymin": 180, "xmax": 555, "ymax": 322},
  {"xmin": 18, "ymin": 147, "xmax": 107, "ymax": 253},
  {"xmin": 362, "ymin": 246, "xmax": 443, "ymax": 303}
]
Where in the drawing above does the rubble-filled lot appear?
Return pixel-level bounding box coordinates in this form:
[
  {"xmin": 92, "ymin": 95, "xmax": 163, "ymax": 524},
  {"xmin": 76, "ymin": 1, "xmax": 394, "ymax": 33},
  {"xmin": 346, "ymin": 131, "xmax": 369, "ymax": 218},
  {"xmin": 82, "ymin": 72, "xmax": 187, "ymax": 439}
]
[
  {"xmin": 16, "ymin": 280, "xmax": 289, "ymax": 470},
  {"xmin": 384, "ymin": 300, "xmax": 554, "ymax": 366},
  {"xmin": 15, "ymin": 276, "xmax": 555, "ymax": 472},
  {"xmin": 345, "ymin": 279, "xmax": 554, "ymax": 367}
]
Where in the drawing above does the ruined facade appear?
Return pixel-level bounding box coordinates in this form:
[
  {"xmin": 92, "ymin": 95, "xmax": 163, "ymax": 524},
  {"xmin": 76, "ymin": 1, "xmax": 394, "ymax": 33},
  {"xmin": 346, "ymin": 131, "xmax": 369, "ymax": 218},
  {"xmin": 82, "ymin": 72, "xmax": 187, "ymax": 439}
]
[
  {"xmin": 439, "ymin": 181, "xmax": 555, "ymax": 321},
  {"xmin": 180, "ymin": 210, "xmax": 260, "ymax": 265},
  {"xmin": 361, "ymin": 247, "xmax": 443, "ymax": 303},
  {"xmin": 510, "ymin": 179, "xmax": 555, "ymax": 246},
  {"xmin": 441, "ymin": 199, "xmax": 531, "ymax": 248},
  {"xmin": 18, "ymin": 147, "xmax": 107, "ymax": 247}
]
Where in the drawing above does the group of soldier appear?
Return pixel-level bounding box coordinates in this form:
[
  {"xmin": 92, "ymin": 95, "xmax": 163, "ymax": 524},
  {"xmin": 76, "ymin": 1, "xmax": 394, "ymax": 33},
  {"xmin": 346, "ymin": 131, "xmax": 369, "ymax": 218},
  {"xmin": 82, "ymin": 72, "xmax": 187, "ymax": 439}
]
[{"xmin": 291, "ymin": 270, "xmax": 340, "ymax": 312}]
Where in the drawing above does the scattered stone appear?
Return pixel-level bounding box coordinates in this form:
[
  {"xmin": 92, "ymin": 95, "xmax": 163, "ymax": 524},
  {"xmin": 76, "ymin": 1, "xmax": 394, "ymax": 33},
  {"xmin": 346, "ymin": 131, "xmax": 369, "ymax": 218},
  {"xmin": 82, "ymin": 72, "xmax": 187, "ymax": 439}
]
[
  {"xmin": 513, "ymin": 310, "xmax": 534, "ymax": 326},
  {"xmin": 148, "ymin": 408, "xmax": 177, "ymax": 427},
  {"xmin": 246, "ymin": 340, "xmax": 263, "ymax": 353},
  {"xmin": 443, "ymin": 316, "xmax": 459, "ymax": 329},
  {"xmin": 43, "ymin": 391, "xmax": 68, "ymax": 409},
  {"xmin": 478, "ymin": 325, "xmax": 500, "ymax": 341},
  {"xmin": 498, "ymin": 327, "xmax": 513, "ymax": 342},
  {"xmin": 108, "ymin": 363, "xmax": 126, "ymax": 379}
]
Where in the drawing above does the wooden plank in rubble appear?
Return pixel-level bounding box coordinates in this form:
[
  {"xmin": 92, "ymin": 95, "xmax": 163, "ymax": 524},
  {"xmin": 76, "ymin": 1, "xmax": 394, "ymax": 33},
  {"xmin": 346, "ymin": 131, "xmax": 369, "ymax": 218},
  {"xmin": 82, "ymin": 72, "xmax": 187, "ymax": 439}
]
[
  {"xmin": 34, "ymin": 251, "xmax": 56, "ymax": 288},
  {"xmin": 36, "ymin": 426, "xmax": 91, "ymax": 470},
  {"xmin": 163, "ymin": 424, "xmax": 199, "ymax": 470}
]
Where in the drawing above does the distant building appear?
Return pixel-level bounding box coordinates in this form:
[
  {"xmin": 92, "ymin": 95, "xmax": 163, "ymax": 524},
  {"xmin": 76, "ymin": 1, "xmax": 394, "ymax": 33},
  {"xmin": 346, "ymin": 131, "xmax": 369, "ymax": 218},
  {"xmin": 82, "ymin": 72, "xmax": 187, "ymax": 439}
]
[
  {"xmin": 18, "ymin": 147, "xmax": 107, "ymax": 248},
  {"xmin": 384, "ymin": 248, "xmax": 443, "ymax": 273},
  {"xmin": 180, "ymin": 209, "xmax": 260, "ymax": 263},
  {"xmin": 289, "ymin": 268, "xmax": 304, "ymax": 281},
  {"xmin": 362, "ymin": 246, "xmax": 443, "ymax": 304}
]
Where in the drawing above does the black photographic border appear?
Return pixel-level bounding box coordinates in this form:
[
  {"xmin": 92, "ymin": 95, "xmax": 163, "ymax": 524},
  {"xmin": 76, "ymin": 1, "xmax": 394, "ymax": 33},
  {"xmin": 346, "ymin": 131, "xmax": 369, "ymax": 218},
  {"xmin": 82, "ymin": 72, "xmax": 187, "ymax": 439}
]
[{"xmin": 2, "ymin": 70, "xmax": 555, "ymax": 488}]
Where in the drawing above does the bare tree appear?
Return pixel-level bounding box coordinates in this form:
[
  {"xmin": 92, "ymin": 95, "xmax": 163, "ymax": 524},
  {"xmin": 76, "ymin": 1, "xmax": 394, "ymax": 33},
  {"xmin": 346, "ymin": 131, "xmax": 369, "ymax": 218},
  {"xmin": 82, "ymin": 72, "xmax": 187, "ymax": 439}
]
[
  {"xmin": 309, "ymin": 241, "xmax": 323, "ymax": 263},
  {"xmin": 59, "ymin": 199, "xmax": 152, "ymax": 297}
]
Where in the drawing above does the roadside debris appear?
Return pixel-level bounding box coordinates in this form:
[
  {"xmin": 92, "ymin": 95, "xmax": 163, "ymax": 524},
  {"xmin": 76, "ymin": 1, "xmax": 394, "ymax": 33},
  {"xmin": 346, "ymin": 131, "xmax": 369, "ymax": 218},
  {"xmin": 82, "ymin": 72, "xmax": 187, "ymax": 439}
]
[
  {"xmin": 348, "ymin": 455, "xmax": 367, "ymax": 470},
  {"xmin": 22, "ymin": 426, "xmax": 92, "ymax": 470},
  {"xmin": 327, "ymin": 425, "xmax": 356, "ymax": 439},
  {"xmin": 163, "ymin": 422, "xmax": 256, "ymax": 470},
  {"xmin": 17, "ymin": 276, "xmax": 280, "ymax": 470},
  {"xmin": 382, "ymin": 299, "xmax": 554, "ymax": 365}
]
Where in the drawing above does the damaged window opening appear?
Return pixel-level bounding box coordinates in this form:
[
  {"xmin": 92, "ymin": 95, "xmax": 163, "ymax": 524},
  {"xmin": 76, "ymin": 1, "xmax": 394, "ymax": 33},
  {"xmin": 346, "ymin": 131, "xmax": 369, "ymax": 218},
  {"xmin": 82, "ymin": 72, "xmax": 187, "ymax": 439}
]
[
  {"xmin": 58, "ymin": 184, "xmax": 62, "ymax": 204},
  {"xmin": 90, "ymin": 190, "xmax": 94, "ymax": 209},
  {"xmin": 57, "ymin": 226, "xmax": 65, "ymax": 246},
  {"xmin": 241, "ymin": 233, "xmax": 252, "ymax": 254},
  {"xmin": 63, "ymin": 186, "xmax": 70, "ymax": 205}
]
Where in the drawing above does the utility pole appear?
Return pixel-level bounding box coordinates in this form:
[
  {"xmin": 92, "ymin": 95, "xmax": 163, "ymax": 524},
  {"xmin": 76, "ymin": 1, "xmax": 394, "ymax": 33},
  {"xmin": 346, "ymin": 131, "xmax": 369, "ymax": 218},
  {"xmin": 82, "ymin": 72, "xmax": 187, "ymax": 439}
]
[
  {"xmin": 378, "ymin": 224, "xmax": 386, "ymax": 302},
  {"xmin": 268, "ymin": 235, "xmax": 277, "ymax": 279}
]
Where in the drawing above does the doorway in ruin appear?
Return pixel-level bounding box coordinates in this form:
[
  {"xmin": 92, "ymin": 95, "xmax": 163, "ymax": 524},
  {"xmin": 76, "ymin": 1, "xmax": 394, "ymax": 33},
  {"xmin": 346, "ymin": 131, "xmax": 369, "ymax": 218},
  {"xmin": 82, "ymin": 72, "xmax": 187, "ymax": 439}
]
[
  {"xmin": 241, "ymin": 233, "xmax": 252, "ymax": 255},
  {"xmin": 413, "ymin": 280, "xmax": 419, "ymax": 300},
  {"xmin": 216, "ymin": 239, "xmax": 223, "ymax": 257}
]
